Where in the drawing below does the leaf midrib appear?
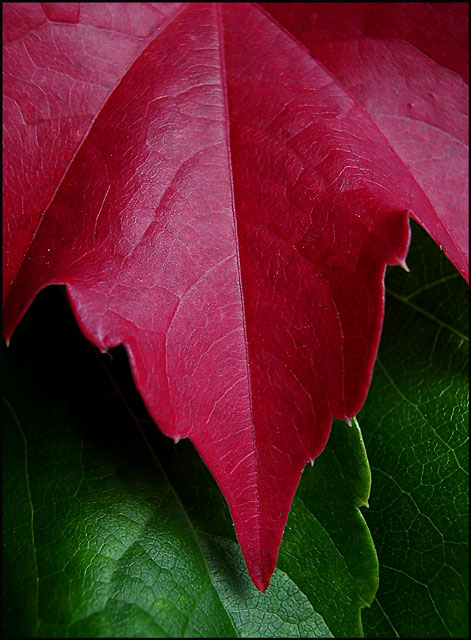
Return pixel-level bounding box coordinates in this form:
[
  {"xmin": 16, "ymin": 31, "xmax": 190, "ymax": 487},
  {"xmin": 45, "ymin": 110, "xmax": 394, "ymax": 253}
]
[{"xmin": 215, "ymin": 1, "xmax": 262, "ymax": 582}]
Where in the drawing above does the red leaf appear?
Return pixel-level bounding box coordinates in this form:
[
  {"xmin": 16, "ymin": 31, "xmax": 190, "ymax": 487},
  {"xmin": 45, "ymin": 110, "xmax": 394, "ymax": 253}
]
[
  {"xmin": 263, "ymin": 2, "xmax": 469, "ymax": 281},
  {"xmin": 2, "ymin": 3, "xmax": 465, "ymax": 590}
]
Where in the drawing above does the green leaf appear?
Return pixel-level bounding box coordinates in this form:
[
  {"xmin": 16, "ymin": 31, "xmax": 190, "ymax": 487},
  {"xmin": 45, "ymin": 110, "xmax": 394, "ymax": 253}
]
[
  {"xmin": 4, "ymin": 285, "xmax": 374, "ymax": 638},
  {"xmin": 359, "ymin": 221, "xmax": 469, "ymax": 638},
  {"xmin": 278, "ymin": 418, "xmax": 378, "ymax": 638}
]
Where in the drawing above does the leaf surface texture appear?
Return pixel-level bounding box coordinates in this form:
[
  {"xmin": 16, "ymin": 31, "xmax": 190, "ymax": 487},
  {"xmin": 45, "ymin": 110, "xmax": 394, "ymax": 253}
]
[{"xmin": 3, "ymin": 2, "xmax": 466, "ymax": 589}]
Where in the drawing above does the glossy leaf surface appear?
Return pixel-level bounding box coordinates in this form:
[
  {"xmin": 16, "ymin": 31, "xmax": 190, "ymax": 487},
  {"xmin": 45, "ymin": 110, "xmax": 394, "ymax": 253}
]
[
  {"xmin": 359, "ymin": 222, "xmax": 469, "ymax": 637},
  {"xmin": 3, "ymin": 285, "xmax": 378, "ymax": 637},
  {"xmin": 263, "ymin": 2, "xmax": 469, "ymax": 281}
]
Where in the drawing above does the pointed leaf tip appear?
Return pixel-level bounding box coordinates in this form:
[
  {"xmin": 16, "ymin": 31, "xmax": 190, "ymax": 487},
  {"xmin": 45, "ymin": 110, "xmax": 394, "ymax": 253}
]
[
  {"xmin": 248, "ymin": 557, "xmax": 274, "ymax": 593},
  {"xmin": 398, "ymin": 258, "xmax": 410, "ymax": 272},
  {"xmin": 253, "ymin": 575, "xmax": 269, "ymax": 594}
]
